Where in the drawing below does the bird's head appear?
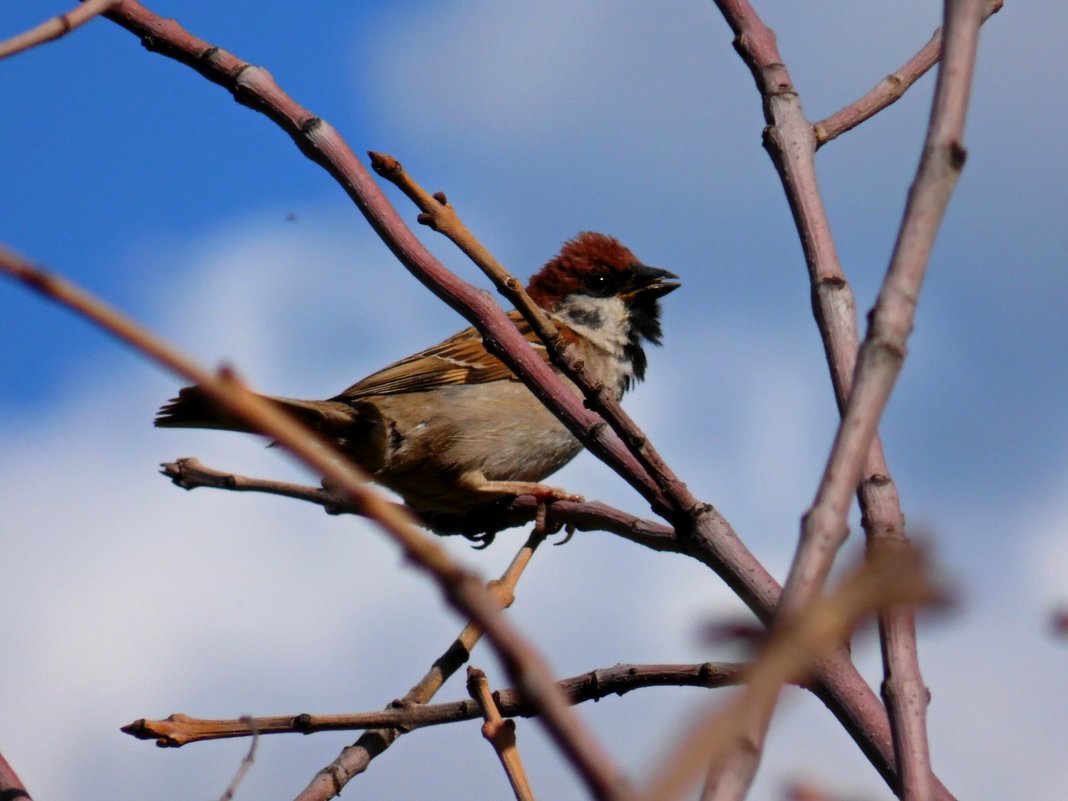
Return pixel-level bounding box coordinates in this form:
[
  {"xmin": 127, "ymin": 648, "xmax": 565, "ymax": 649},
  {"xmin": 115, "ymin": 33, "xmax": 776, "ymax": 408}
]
[{"xmin": 527, "ymin": 232, "xmax": 680, "ymax": 389}]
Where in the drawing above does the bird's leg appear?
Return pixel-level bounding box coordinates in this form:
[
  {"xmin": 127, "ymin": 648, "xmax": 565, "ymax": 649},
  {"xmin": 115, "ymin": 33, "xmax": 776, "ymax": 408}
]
[{"xmin": 456, "ymin": 470, "xmax": 584, "ymax": 505}]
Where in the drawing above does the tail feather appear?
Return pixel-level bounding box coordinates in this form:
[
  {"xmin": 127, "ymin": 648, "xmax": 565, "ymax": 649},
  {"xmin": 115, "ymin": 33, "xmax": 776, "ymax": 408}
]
[{"xmin": 154, "ymin": 385, "xmax": 358, "ymax": 436}]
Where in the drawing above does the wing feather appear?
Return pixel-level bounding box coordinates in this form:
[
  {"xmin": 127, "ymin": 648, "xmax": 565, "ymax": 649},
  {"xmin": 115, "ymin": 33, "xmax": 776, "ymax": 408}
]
[{"xmin": 332, "ymin": 310, "xmax": 548, "ymax": 399}]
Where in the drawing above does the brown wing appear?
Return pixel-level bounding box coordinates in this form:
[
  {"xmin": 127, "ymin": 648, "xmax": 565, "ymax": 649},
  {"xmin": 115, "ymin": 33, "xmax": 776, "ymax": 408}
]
[{"xmin": 332, "ymin": 310, "xmax": 549, "ymax": 400}]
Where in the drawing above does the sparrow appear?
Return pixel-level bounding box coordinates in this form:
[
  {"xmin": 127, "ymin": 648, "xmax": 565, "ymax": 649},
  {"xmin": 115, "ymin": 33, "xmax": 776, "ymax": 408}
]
[{"xmin": 155, "ymin": 232, "xmax": 679, "ymax": 514}]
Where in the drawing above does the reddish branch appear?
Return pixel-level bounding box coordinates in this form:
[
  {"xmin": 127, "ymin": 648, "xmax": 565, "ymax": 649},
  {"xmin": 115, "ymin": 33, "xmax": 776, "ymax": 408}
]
[
  {"xmin": 640, "ymin": 544, "xmax": 935, "ymax": 801},
  {"xmin": 814, "ymin": 0, "xmax": 1002, "ymax": 145},
  {"xmin": 0, "ymin": 751, "xmax": 32, "ymax": 801},
  {"xmin": 83, "ymin": 1, "xmax": 961, "ymax": 795},
  {"xmin": 712, "ymin": 1, "xmax": 988, "ymax": 800},
  {"xmin": 368, "ymin": 151, "xmax": 695, "ymax": 516},
  {"xmin": 0, "ymin": 243, "xmax": 625, "ymax": 801}
]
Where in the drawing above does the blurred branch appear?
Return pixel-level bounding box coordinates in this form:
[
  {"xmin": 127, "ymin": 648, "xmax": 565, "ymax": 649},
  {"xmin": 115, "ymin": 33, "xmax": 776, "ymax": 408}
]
[
  {"xmin": 0, "ymin": 243, "xmax": 623, "ymax": 801},
  {"xmin": 76, "ymin": 1, "xmax": 959, "ymax": 795},
  {"xmin": 710, "ymin": 0, "xmax": 987, "ymax": 798},
  {"xmin": 814, "ymin": 0, "xmax": 1002, "ymax": 146},
  {"xmin": 291, "ymin": 527, "xmax": 546, "ymax": 801},
  {"xmin": 218, "ymin": 717, "xmax": 258, "ymax": 801},
  {"xmin": 640, "ymin": 544, "xmax": 937, "ymax": 801},
  {"xmin": 0, "ymin": 0, "xmax": 118, "ymax": 61},
  {"xmin": 468, "ymin": 667, "xmax": 537, "ymax": 801},
  {"xmin": 781, "ymin": 0, "xmax": 984, "ymax": 659},
  {"xmin": 122, "ymin": 661, "xmax": 748, "ymax": 747}
]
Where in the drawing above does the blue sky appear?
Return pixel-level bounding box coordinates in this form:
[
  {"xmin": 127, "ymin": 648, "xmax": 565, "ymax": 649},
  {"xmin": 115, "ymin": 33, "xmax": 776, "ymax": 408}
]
[{"xmin": 2, "ymin": 2, "xmax": 1067, "ymax": 800}]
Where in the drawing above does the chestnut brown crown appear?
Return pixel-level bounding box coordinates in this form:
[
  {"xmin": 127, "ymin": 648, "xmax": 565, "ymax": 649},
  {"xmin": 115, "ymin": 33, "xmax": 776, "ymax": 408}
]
[{"xmin": 527, "ymin": 231, "xmax": 680, "ymax": 388}]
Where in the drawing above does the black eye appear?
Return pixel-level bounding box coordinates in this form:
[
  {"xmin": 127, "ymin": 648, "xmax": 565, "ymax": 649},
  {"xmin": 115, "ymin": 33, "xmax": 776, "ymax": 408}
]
[{"xmin": 585, "ymin": 272, "xmax": 614, "ymax": 295}]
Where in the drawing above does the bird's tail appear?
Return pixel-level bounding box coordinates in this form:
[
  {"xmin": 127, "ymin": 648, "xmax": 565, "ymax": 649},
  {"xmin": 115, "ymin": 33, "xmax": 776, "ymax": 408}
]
[{"xmin": 154, "ymin": 385, "xmax": 359, "ymax": 435}]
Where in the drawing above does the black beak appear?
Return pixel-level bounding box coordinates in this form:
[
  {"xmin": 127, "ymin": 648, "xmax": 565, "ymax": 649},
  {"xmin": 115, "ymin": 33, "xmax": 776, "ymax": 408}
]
[{"xmin": 627, "ymin": 264, "xmax": 681, "ymax": 300}]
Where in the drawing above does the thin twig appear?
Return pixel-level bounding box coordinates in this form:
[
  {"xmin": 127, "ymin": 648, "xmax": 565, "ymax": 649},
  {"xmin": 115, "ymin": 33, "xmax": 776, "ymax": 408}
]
[
  {"xmin": 0, "ymin": 0, "xmax": 118, "ymax": 61},
  {"xmin": 781, "ymin": 3, "xmax": 984, "ymax": 800},
  {"xmin": 814, "ymin": 0, "xmax": 1002, "ymax": 146},
  {"xmin": 158, "ymin": 456, "xmax": 679, "ymax": 550},
  {"xmin": 121, "ymin": 662, "xmax": 748, "ymax": 746},
  {"xmin": 639, "ymin": 544, "xmax": 936, "ymax": 801},
  {"xmin": 781, "ymin": 0, "xmax": 984, "ymax": 643},
  {"xmin": 0, "ymin": 243, "xmax": 624, "ymax": 801},
  {"xmin": 100, "ymin": 0, "xmax": 669, "ymax": 518},
  {"xmin": 292, "ymin": 528, "xmax": 546, "ymax": 801},
  {"xmin": 218, "ymin": 716, "xmax": 259, "ymax": 801},
  {"xmin": 709, "ymin": 1, "xmax": 987, "ymax": 798},
  {"xmin": 468, "ymin": 667, "xmax": 537, "ymax": 801},
  {"xmin": 368, "ymin": 152, "xmax": 693, "ymax": 514},
  {"xmin": 86, "ymin": 2, "xmax": 955, "ymax": 793}
]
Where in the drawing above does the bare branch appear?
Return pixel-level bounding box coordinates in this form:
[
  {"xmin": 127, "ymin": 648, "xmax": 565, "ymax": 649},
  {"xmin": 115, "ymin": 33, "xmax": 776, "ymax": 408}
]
[
  {"xmin": 639, "ymin": 544, "xmax": 937, "ymax": 801},
  {"xmin": 291, "ymin": 529, "xmax": 547, "ymax": 799},
  {"xmin": 0, "ymin": 242, "xmax": 623, "ymax": 801},
  {"xmin": 158, "ymin": 456, "xmax": 680, "ymax": 552},
  {"xmin": 0, "ymin": 751, "xmax": 32, "ymax": 801},
  {"xmin": 815, "ymin": 0, "xmax": 1002, "ymax": 146},
  {"xmin": 782, "ymin": 0, "xmax": 984, "ymax": 633},
  {"xmin": 709, "ymin": 0, "xmax": 990, "ymax": 797},
  {"xmin": 0, "ymin": 0, "xmax": 118, "ymax": 61},
  {"xmin": 101, "ymin": 0, "xmax": 670, "ymax": 517},
  {"xmin": 468, "ymin": 667, "xmax": 537, "ymax": 801},
  {"xmin": 121, "ymin": 661, "xmax": 747, "ymax": 746},
  {"xmin": 218, "ymin": 717, "xmax": 258, "ymax": 801},
  {"xmin": 369, "ymin": 152, "xmax": 694, "ymax": 513}
]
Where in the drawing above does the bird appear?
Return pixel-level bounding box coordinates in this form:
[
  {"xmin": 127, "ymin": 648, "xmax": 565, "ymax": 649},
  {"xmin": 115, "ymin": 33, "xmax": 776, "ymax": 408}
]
[{"xmin": 155, "ymin": 232, "xmax": 679, "ymax": 514}]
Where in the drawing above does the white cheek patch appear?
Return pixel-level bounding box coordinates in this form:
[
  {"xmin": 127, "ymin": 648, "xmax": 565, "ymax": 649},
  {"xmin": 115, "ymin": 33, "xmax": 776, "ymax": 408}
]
[{"xmin": 554, "ymin": 295, "xmax": 629, "ymax": 351}]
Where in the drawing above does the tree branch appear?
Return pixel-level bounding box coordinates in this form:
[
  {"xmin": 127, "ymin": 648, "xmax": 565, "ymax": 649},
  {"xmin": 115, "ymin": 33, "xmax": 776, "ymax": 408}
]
[
  {"xmin": 814, "ymin": 0, "xmax": 1002, "ymax": 146},
  {"xmin": 368, "ymin": 151, "xmax": 695, "ymax": 514},
  {"xmin": 468, "ymin": 667, "xmax": 538, "ymax": 801},
  {"xmin": 158, "ymin": 456, "xmax": 680, "ymax": 552},
  {"xmin": 121, "ymin": 661, "xmax": 748, "ymax": 746},
  {"xmin": 0, "ymin": 0, "xmax": 118, "ymax": 61},
  {"xmin": 0, "ymin": 751, "xmax": 32, "ymax": 801},
  {"xmin": 290, "ymin": 527, "xmax": 547, "ymax": 800},
  {"xmin": 0, "ymin": 241, "xmax": 624, "ymax": 801},
  {"xmin": 640, "ymin": 544, "xmax": 936, "ymax": 801},
  {"xmin": 709, "ymin": 1, "xmax": 986, "ymax": 799}
]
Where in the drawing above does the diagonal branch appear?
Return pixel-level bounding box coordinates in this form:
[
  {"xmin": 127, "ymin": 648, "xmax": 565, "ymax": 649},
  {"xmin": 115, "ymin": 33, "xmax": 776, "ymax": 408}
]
[
  {"xmin": 641, "ymin": 544, "xmax": 936, "ymax": 801},
  {"xmin": 291, "ymin": 527, "xmax": 547, "ymax": 801},
  {"xmin": 0, "ymin": 243, "xmax": 625, "ymax": 801},
  {"xmin": 709, "ymin": 1, "xmax": 986, "ymax": 799},
  {"xmin": 814, "ymin": 0, "xmax": 1002, "ymax": 146},
  {"xmin": 468, "ymin": 667, "xmax": 538, "ymax": 801},
  {"xmin": 0, "ymin": 751, "xmax": 32, "ymax": 801},
  {"xmin": 0, "ymin": 0, "xmax": 118, "ymax": 61},
  {"xmin": 82, "ymin": 2, "xmax": 962, "ymax": 795},
  {"xmin": 100, "ymin": 0, "xmax": 670, "ymax": 517},
  {"xmin": 781, "ymin": 0, "xmax": 984, "ymax": 644},
  {"xmin": 368, "ymin": 152, "xmax": 694, "ymax": 514}
]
